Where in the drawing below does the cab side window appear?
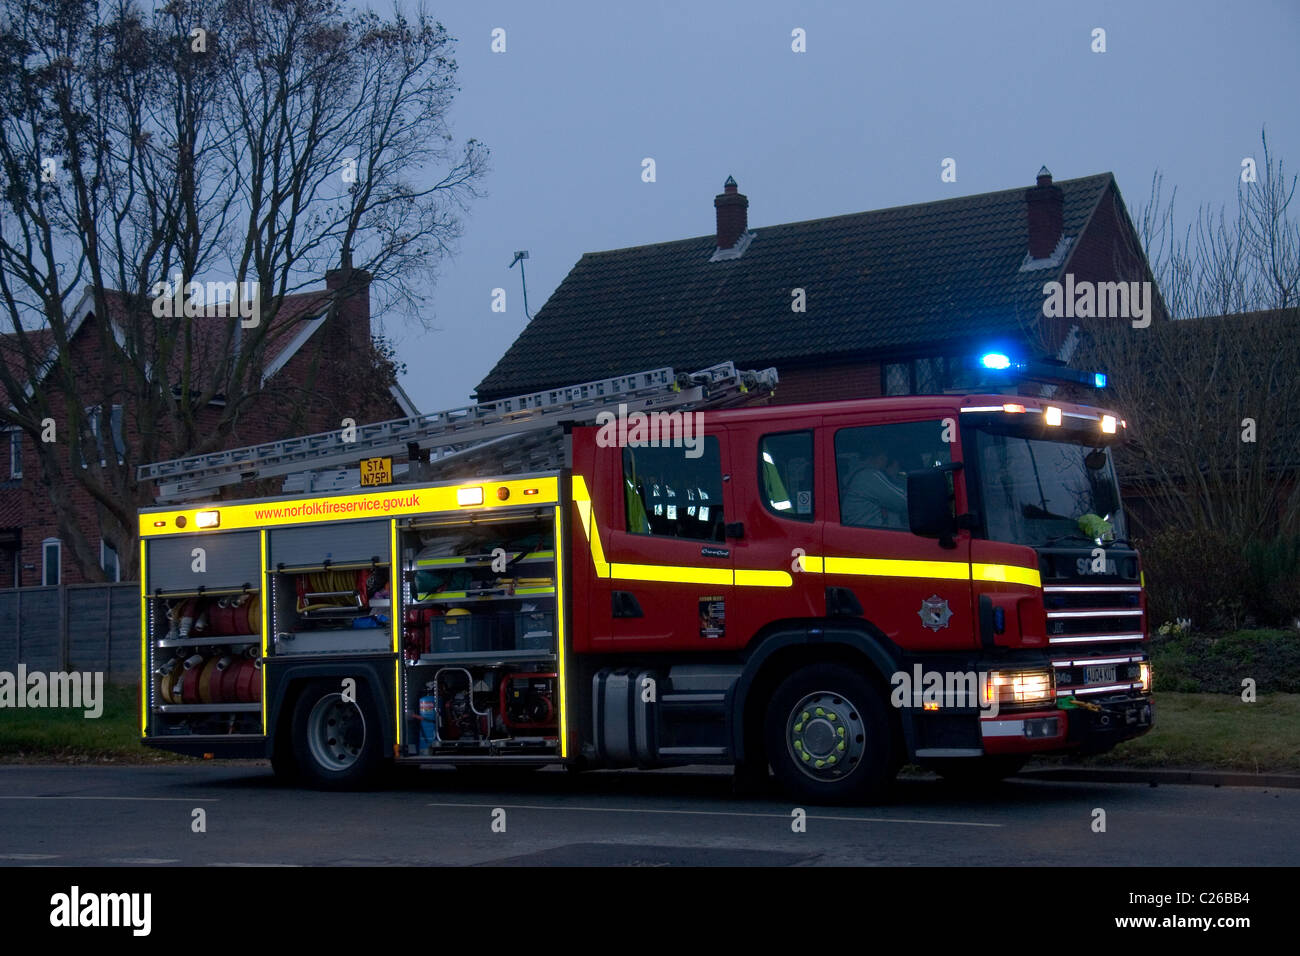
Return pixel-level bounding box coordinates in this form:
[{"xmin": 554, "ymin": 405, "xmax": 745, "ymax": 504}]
[
  {"xmin": 623, "ymin": 439, "xmax": 725, "ymax": 541},
  {"xmin": 834, "ymin": 421, "xmax": 951, "ymax": 529},
  {"xmin": 759, "ymin": 431, "xmax": 814, "ymax": 521}
]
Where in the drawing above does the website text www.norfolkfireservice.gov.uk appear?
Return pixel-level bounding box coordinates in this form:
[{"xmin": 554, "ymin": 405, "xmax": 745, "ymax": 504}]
[{"xmin": 253, "ymin": 492, "xmax": 422, "ymax": 521}]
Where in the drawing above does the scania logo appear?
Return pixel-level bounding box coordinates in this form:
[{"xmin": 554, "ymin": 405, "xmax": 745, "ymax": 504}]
[{"xmin": 1076, "ymin": 557, "xmax": 1118, "ymax": 576}]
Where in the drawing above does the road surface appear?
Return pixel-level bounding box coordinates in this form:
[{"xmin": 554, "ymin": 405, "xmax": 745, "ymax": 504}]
[{"xmin": 0, "ymin": 764, "xmax": 1294, "ymax": 866}]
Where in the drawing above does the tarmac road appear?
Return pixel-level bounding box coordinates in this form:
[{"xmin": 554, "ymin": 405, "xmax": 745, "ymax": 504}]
[{"xmin": 0, "ymin": 763, "xmax": 1296, "ymax": 866}]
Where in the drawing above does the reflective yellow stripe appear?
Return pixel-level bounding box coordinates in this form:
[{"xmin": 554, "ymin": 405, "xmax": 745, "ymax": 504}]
[
  {"xmin": 735, "ymin": 568, "xmax": 794, "ymax": 587},
  {"xmin": 139, "ymin": 477, "xmax": 560, "ymax": 537},
  {"xmin": 140, "ymin": 539, "xmax": 148, "ymax": 737},
  {"xmin": 568, "ymin": 477, "xmax": 1039, "ymax": 591},
  {"xmin": 571, "ymin": 477, "xmax": 610, "ymax": 577},
  {"xmin": 554, "ymin": 506, "xmax": 569, "ymax": 758},
  {"xmin": 572, "ymin": 476, "xmax": 790, "ymax": 588},
  {"xmin": 609, "ymin": 563, "xmax": 732, "ymax": 585},
  {"xmin": 823, "ymin": 556, "xmax": 970, "ymax": 581},
  {"xmin": 391, "ymin": 520, "xmax": 401, "ymax": 747},
  {"xmin": 260, "ymin": 530, "xmax": 269, "ymax": 736},
  {"xmin": 973, "ymin": 562, "xmax": 1042, "ymax": 588}
]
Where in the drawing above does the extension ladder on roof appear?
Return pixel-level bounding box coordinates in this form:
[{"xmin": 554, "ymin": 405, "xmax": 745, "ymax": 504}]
[{"xmin": 139, "ymin": 362, "xmax": 778, "ymax": 502}]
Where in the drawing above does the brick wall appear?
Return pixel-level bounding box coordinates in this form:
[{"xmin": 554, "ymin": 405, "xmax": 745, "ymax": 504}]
[
  {"xmin": 0, "ymin": 276, "xmax": 402, "ymax": 586},
  {"xmin": 772, "ymin": 360, "xmax": 883, "ymax": 404}
]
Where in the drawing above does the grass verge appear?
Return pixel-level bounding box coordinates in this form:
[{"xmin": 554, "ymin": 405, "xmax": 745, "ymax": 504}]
[
  {"xmin": 1036, "ymin": 692, "xmax": 1300, "ymax": 774},
  {"xmin": 0, "ymin": 681, "xmax": 190, "ymax": 764}
]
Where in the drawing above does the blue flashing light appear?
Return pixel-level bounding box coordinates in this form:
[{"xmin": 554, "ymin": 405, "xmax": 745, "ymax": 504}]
[
  {"xmin": 981, "ymin": 352, "xmax": 1012, "ymax": 371},
  {"xmin": 1093, "ymin": 372, "xmax": 1108, "ymax": 388}
]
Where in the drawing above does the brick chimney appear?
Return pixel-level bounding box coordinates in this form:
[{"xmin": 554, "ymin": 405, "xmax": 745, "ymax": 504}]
[
  {"xmin": 714, "ymin": 176, "xmax": 749, "ymax": 250},
  {"xmin": 323, "ymin": 252, "xmax": 372, "ymax": 355},
  {"xmin": 1025, "ymin": 166, "xmax": 1064, "ymax": 260}
]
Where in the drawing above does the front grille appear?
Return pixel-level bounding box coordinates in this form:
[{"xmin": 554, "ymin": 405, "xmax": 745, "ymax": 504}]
[
  {"xmin": 1042, "ymin": 583, "xmax": 1148, "ymax": 697},
  {"xmin": 1043, "ymin": 584, "xmax": 1145, "ymax": 644}
]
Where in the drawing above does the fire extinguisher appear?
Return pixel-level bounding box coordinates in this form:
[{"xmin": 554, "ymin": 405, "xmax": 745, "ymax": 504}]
[{"xmin": 418, "ymin": 682, "xmax": 439, "ymax": 752}]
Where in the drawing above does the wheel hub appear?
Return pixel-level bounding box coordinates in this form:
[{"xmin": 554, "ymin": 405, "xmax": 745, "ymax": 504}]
[
  {"xmin": 307, "ymin": 695, "xmax": 366, "ymax": 772},
  {"xmin": 787, "ymin": 690, "xmax": 867, "ymax": 780}
]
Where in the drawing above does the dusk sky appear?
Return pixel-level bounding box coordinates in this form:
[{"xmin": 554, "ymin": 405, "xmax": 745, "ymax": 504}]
[{"xmin": 384, "ymin": 0, "xmax": 1300, "ymax": 413}]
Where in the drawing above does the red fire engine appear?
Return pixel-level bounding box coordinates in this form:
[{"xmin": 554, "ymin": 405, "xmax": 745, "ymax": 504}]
[{"xmin": 139, "ymin": 358, "xmax": 1152, "ymax": 802}]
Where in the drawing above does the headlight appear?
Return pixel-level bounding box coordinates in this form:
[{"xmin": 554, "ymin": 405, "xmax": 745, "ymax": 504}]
[
  {"xmin": 985, "ymin": 669, "xmax": 1055, "ymax": 708},
  {"xmin": 1139, "ymin": 661, "xmax": 1152, "ymax": 692}
]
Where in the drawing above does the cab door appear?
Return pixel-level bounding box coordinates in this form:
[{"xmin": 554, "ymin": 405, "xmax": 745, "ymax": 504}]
[
  {"xmin": 593, "ymin": 430, "xmax": 736, "ymax": 653},
  {"xmin": 821, "ymin": 413, "xmax": 975, "ymax": 650},
  {"xmin": 725, "ymin": 417, "xmax": 824, "ymax": 645}
]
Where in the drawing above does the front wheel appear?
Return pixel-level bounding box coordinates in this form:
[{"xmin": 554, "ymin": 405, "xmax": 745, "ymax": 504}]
[
  {"xmin": 290, "ymin": 680, "xmax": 384, "ymax": 790},
  {"xmin": 764, "ymin": 664, "xmax": 899, "ymax": 804}
]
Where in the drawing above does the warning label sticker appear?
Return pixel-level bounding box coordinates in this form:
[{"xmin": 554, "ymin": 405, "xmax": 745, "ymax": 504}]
[{"xmin": 699, "ymin": 596, "xmax": 725, "ymax": 639}]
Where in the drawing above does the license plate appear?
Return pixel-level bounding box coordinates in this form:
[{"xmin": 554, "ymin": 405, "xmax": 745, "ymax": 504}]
[
  {"xmin": 1084, "ymin": 665, "xmax": 1117, "ymax": 684},
  {"xmin": 359, "ymin": 456, "xmax": 392, "ymax": 486}
]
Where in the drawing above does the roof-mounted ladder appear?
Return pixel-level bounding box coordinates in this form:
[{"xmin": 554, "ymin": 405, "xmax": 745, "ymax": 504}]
[{"xmin": 139, "ymin": 362, "xmax": 778, "ymax": 502}]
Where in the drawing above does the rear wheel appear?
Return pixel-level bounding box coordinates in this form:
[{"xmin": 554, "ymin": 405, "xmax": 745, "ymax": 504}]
[
  {"xmin": 290, "ymin": 680, "xmax": 384, "ymax": 790},
  {"xmin": 764, "ymin": 664, "xmax": 899, "ymax": 804}
]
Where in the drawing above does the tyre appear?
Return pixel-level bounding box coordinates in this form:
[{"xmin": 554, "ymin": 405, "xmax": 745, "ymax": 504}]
[
  {"xmin": 930, "ymin": 755, "xmax": 1025, "ymax": 787},
  {"xmin": 290, "ymin": 680, "xmax": 384, "ymax": 790},
  {"xmin": 763, "ymin": 663, "xmax": 899, "ymax": 805}
]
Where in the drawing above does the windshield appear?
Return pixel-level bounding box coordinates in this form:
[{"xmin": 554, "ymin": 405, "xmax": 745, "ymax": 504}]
[{"xmin": 974, "ymin": 428, "xmax": 1127, "ymax": 548}]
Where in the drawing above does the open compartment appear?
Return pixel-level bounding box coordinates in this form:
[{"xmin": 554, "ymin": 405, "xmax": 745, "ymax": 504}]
[
  {"xmin": 144, "ymin": 531, "xmax": 265, "ymax": 737},
  {"xmin": 267, "ymin": 519, "xmax": 392, "ymax": 656},
  {"xmin": 397, "ymin": 509, "xmax": 560, "ymax": 757}
]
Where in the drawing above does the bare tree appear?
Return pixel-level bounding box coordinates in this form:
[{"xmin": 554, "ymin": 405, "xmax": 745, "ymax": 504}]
[
  {"xmin": 1078, "ymin": 130, "xmax": 1300, "ymax": 541},
  {"xmin": 0, "ymin": 0, "xmax": 487, "ymax": 580}
]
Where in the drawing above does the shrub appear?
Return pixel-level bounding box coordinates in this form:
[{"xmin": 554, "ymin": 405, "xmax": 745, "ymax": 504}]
[
  {"xmin": 1242, "ymin": 533, "xmax": 1300, "ymax": 626},
  {"xmin": 1138, "ymin": 528, "xmax": 1251, "ymax": 630},
  {"xmin": 1150, "ymin": 628, "xmax": 1300, "ymax": 694}
]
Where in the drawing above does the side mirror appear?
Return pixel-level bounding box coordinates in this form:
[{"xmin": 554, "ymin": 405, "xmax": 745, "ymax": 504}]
[{"xmin": 907, "ymin": 464, "xmax": 961, "ymax": 546}]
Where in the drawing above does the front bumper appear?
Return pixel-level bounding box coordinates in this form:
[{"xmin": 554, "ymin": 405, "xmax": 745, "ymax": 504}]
[{"xmin": 981, "ymin": 693, "xmax": 1154, "ymax": 755}]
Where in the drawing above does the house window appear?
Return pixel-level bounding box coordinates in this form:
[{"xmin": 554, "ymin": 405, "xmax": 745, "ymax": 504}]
[
  {"xmin": 8, "ymin": 430, "xmax": 19, "ymax": 479},
  {"xmin": 882, "ymin": 357, "xmax": 956, "ymax": 396},
  {"xmin": 42, "ymin": 538, "xmax": 61, "ymax": 586},
  {"xmin": 915, "ymin": 356, "xmax": 945, "ymax": 394},
  {"xmin": 101, "ymin": 540, "xmax": 120, "ymax": 582},
  {"xmin": 884, "ymin": 363, "xmax": 910, "ymax": 396},
  {"xmin": 83, "ymin": 404, "xmax": 126, "ymax": 467}
]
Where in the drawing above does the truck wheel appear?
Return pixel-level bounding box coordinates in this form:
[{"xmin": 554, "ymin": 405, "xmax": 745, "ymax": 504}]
[
  {"xmin": 290, "ymin": 680, "xmax": 383, "ymax": 790},
  {"xmin": 764, "ymin": 664, "xmax": 898, "ymax": 805},
  {"xmin": 930, "ymin": 756, "xmax": 1025, "ymax": 787}
]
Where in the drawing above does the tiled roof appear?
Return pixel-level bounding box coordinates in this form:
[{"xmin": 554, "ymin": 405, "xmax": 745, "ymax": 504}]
[
  {"xmin": 0, "ymin": 287, "xmax": 333, "ymax": 405},
  {"xmin": 475, "ymin": 174, "xmax": 1114, "ymax": 399}
]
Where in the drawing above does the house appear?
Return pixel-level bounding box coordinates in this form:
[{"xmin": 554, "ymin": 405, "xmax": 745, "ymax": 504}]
[
  {"xmin": 474, "ymin": 169, "xmax": 1163, "ymax": 404},
  {"xmin": 0, "ymin": 267, "xmax": 417, "ymax": 587}
]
